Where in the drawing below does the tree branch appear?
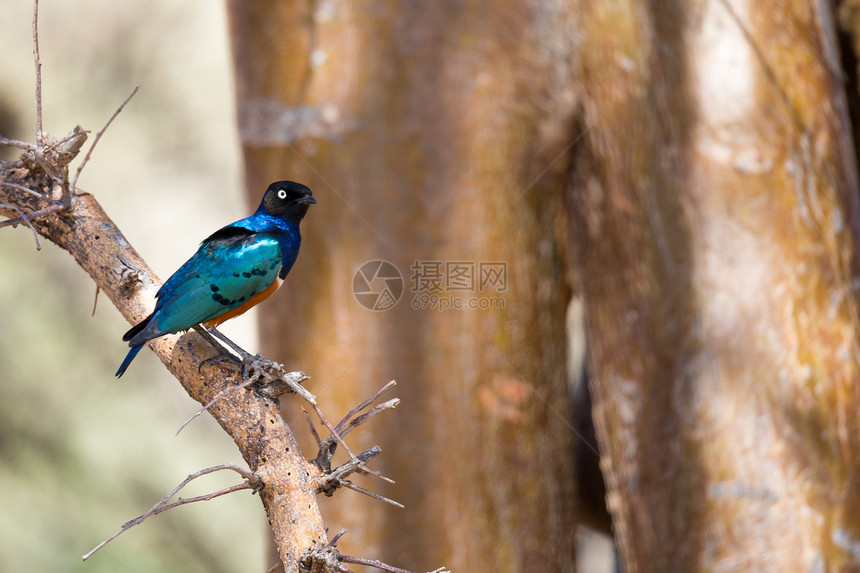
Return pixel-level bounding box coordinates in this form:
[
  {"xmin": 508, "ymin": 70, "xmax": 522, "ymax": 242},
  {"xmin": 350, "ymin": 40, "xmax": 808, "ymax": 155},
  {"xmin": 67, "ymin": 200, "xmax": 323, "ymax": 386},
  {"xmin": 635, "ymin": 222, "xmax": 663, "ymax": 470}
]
[
  {"xmin": 298, "ymin": 530, "xmax": 451, "ymax": 573},
  {"xmin": 0, "ymin": 164, "xmax": 329, "ymax": 572},
  {"xmin": 0, "ymin": 202, "xmax": 44, "ymax": 249},
  {"xmin": 0, "ymin": 124, "xmax": 410, "ymax": 573},
  {"xmin": 82, "ymin": 464, "xmax": 259, "ymax": 561},
  {"xmin": 32, "ymin": 0, "xmax": 42, "ymax": 141},
  {"xmin": 69, "ymin": 86, "xmax": 138, "ymax": 193}
]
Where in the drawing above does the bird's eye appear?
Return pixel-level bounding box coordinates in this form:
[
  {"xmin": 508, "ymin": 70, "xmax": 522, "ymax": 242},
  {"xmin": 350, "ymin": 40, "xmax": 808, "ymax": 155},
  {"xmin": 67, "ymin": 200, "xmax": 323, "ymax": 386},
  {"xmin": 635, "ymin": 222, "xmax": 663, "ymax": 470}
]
[{"xmin": 277, "ymin": 189, "xmax": 288, "ymax": 199}]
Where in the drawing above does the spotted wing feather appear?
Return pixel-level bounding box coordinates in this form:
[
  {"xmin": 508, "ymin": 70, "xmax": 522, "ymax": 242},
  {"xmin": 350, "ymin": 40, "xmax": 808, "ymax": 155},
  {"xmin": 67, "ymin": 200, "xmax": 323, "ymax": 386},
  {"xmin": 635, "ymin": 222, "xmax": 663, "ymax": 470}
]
[{"xmin": 126, "ymin": 230, "xmax": 282, "ymax": 346}]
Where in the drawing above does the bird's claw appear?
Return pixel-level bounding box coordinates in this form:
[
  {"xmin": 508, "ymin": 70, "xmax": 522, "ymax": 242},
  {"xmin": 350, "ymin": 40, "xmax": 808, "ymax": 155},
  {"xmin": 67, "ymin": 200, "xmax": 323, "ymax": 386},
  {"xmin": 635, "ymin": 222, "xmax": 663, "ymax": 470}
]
[{"xmin": 241, "ymin": 354, "xmax": 282, "ymax": 382}]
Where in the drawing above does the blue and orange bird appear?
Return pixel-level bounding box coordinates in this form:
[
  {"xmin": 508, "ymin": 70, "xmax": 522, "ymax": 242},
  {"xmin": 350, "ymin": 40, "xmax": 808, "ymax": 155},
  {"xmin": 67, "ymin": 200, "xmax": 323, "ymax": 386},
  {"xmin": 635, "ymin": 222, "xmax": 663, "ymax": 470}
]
[{"xmin": 116, "ymin": 181, "xmax": 316, "ymax": 377}]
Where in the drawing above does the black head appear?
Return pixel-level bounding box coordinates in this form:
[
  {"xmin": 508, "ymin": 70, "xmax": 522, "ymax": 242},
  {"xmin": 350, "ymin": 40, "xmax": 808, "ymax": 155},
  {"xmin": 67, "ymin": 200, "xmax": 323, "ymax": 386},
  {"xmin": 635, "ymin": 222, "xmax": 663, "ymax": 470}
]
[{"xmin": 260, "ymin": 181, "xmax": 317, "ymax": 222}]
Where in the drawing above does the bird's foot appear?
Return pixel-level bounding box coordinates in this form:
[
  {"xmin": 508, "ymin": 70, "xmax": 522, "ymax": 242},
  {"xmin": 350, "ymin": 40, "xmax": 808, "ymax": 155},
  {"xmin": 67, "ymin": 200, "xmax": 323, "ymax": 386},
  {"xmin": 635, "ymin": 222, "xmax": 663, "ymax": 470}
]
[
  {"xmin": 241, "ymin": 353, "xmax": 280, "ymax": 378},
  {"xmin": 241, "ymin": 354, "xmax": 311, "ymax": 401}
]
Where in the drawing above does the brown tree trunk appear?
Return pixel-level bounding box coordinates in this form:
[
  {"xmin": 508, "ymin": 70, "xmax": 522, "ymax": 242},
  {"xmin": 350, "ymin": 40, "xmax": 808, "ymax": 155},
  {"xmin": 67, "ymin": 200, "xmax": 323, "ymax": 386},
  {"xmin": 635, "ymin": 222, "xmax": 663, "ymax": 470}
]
[
  {"xmin": 571, "ymin": 0, "xmax": 860, "ymax": 570},
  {"xmin": 227, "ymin": 1, "xmax": 579, "ymax": 571}
]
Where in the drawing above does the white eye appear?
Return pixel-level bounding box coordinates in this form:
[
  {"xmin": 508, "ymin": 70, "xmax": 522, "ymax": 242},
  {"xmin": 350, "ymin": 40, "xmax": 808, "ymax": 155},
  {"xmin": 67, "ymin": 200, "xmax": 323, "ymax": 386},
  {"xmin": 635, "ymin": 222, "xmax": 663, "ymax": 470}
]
[{"xmin": 277, "ymin": 189, "xmax": 288, "ymax": 199}]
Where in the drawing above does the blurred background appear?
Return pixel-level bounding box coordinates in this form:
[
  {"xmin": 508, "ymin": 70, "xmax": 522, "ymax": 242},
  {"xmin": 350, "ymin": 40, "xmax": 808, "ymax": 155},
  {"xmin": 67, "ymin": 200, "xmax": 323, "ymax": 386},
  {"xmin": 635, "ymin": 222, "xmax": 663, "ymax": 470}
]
[{"xmin": 0, "ymin": 1, "xmax": 268, "ymax": 571}]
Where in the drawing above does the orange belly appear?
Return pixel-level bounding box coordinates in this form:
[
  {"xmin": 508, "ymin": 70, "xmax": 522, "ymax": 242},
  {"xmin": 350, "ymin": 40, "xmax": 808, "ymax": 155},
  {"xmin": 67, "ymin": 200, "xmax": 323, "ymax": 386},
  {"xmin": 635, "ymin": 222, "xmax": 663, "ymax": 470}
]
[{"xmin": 204, "ymin": 277, "xmax": 284, "ymax": 328}]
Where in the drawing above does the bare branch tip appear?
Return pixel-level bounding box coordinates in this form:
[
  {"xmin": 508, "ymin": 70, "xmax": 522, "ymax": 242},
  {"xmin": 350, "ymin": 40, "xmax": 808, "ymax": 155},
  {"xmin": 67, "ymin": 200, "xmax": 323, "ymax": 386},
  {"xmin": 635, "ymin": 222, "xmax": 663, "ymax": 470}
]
[
  {"xmin": 0, "ymin": 137, "xmax": 38, "ymax": 151},
  {"xmin": 32, "ymin": 0, "xmax": 42, "ymax": 142},
  {"xmin": 91, "ymin": 285, "xmax": 100, "ymax": 317},
  {"xmin": 70, "ymin": 86, "xmax": 139, "ymax": 192},
  {"xmin": 83, "ymin": 464, "xmax": 258, "ymax": 560},
  {"xmin": 329, "ymin": 529, "xmax": 349, "ymax": 546},
  {"xmin": 0, "ymin": 203, "xmax": 42, "ymax": 250},
  {"xmin": 304, "ymin": 408, "xmax": 323, "ymax": 448},
  {"xmin": 175, "ymin": 373, "xmax": 260, "ymax": 436},
  {"xmin": 342, "ymin": 482, "xmax": 404, "ymax": 509}
]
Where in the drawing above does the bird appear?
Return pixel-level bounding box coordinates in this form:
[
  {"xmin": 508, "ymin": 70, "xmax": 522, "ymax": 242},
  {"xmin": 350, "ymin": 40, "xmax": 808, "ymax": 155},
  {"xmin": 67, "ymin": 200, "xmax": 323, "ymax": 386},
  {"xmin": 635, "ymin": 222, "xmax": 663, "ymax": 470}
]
[{"xmin": 116, "ymin": 180, "xmax": 317, "ymax": 377}]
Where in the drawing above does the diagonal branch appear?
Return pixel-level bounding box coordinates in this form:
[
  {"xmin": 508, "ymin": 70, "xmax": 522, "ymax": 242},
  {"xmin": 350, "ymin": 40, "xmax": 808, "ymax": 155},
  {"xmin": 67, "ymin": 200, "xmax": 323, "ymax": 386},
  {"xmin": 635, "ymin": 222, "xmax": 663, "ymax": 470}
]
[
  {"xmin": 0, "ymin": 202, "xmax": 44, "ymax": 250},
  {"xmin": 0, "ymin": 169, "xmax": 329, "ymax": 573},
  {"xmin": 2, "ymin": 5, "xmax": 405, "ymax": 570},
  {"xmin": 299, "ymin": 530, "xmax": 451, "ymax": 573},
  {"xmin": 69, "ymin": 86, "xmax": 138, "ymax": 193},
  {"xmin": 1, "ymin": 138, "xmax": 404, "ymax": 573},
  {"xmin": 0, "ymin": 202, "xmax": 62, "ymax": 231},
  {"xmin": 82, "ymin": 464, "xmax": 258, "ymax": 561},
  {"xmin": 32, "ymin": 0, "xmax": 42, "ymax": 141}
]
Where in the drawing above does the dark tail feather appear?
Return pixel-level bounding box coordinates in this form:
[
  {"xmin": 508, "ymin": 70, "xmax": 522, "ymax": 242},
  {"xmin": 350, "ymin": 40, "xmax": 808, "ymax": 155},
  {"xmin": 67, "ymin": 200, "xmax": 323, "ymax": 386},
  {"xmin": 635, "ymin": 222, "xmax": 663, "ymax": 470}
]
[
  {"xmin": 122, "ymin": 312, "xmax": 154, "ymax": 342},
  {"xmin": 116, "ymin": 344, "xmax": 144, "ymax": 378}
]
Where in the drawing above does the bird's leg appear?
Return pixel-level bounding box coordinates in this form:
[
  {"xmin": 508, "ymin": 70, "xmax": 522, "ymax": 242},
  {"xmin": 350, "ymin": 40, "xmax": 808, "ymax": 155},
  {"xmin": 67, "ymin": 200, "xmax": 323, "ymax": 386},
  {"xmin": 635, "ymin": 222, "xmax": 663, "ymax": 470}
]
[
  {"xmin": 202, "ymin": 325, "xmax": 253, "ymax": 359},
  {"xmin": 195, "ymin": 324, "xmax": 282, "ymax": 375},
  {"xmin": 193, "ymin": 325, "xmax": 242, "ymax": 370},
  {"xmin": 195, "ymin": 329, "xmax": 374, "ymax": 480}
]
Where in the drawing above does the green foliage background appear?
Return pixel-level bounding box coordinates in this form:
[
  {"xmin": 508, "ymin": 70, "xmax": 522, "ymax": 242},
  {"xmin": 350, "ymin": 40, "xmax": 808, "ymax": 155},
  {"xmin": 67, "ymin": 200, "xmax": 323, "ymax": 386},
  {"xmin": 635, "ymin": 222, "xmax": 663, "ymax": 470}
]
[{"xmin": 0, "ymin": 1, "xmax": 268, "ymax": 571}]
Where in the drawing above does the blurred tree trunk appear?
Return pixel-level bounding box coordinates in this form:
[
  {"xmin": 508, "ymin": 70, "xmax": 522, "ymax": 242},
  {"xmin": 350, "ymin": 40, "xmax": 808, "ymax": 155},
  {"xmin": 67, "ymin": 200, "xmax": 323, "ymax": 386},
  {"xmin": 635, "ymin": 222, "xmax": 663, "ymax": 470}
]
[
  {"xmin": 226, "ymin": 1, "xmax": 579, "ymax": 571},
  {"xmin": 570, "ymin": 0, "xmax": 860, "ymax": 571}
]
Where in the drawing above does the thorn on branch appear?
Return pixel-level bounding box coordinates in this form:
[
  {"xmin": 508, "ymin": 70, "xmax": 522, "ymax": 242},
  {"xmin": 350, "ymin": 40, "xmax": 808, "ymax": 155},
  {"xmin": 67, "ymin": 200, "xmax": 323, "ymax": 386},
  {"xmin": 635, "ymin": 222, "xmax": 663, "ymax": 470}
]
[
  {"xmin": 304, "ymin": 408, "xmax": 324, "ymax": 450},
  {"xmin": 329, "ymin": 529, "xmax": 349, "ymax": 546},
  {"xmin": 316, "ymin": 446, "xmax": 387, "ymax": 497},
  {"xmin": 337, "ymin": 381, "xmax": 398, "ymax": 435},
  {"xmin": 341, "ymin": 480, "xmax": 403, "ymax": 509},
  {"xmin": 91, "ymin": 285, "xmax": 100, "ymax": 317}
]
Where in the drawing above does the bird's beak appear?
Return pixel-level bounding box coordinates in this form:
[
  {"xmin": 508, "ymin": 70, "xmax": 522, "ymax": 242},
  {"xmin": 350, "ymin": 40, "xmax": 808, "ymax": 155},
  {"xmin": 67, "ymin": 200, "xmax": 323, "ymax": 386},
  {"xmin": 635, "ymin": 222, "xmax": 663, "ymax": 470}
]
[{"xmin": 298, "ymin": 196, "xmax": 318, "ymax": 205}]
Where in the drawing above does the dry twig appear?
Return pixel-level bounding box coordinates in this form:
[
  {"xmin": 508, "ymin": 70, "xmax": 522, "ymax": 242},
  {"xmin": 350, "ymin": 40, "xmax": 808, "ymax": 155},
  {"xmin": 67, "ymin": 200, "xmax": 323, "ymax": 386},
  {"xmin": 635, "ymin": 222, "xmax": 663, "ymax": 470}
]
[
  {"xmin": 309, "ymin": 381, "xmax": 401, "ymax": 506},
  {"xmin": 299, "ymin": 530, "xmax": 450, "ymax": 573},
  {"xmin": 0, "ymin": 202, "xmax": 61, "ymax": 231},
  {"xmin": 91, "ymin": 285, "xmax": 100, "ymax": 316},
  {"xmin": 238, "ymin": 354, "xmax": 379, "ymax": 478},
  {"xmin": 0, "ymin": 137, "xmax": 37, "ymax": 151},
  {"xmin": 82, "ymin": 464, "xmax": 260, "ymax": 561},
  {"xmin": 69, "ymin": 86, "xmax": 139, "ymax": 193},
  {"xmin": 32, "ymin": 0, "xmax": 42, "ymax": 141},
  {"xmin": 0, "ymin": 203, "xmax": 42, "ymax": 250},
  {"xmin": 0, "ymin": 180, "xmax": 44, "ymax": 198},
  {"xmin": 314, "ymin": 381, "xmax": 398, "ymax": 471},
  {"xmin": 175, "ymin": 368, "xmax": 308, "ymax": 436}
]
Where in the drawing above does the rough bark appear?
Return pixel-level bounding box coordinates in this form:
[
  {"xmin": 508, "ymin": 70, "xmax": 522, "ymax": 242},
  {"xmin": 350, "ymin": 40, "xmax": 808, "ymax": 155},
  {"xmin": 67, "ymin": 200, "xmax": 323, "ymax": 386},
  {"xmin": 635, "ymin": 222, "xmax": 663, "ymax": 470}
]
[
  {"xmin": 0, "ymin": 162, "xmax": 326, "ymax": 573},
  {"xmin": 227, "ymin": 1, "xmax": 579, "ymax": 571},
  {"xmin": 571, "ymin": 0, "xmax": 860, "ymax": 570}
]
